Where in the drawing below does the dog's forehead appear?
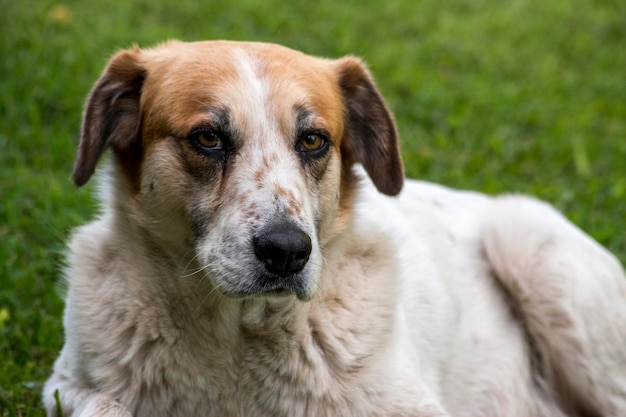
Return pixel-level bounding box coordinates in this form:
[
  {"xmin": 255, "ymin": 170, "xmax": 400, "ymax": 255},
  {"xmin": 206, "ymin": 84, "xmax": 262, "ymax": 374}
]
[{"xmin": 141, "ymin": 41, "xmax": 345, "ymax": 137}]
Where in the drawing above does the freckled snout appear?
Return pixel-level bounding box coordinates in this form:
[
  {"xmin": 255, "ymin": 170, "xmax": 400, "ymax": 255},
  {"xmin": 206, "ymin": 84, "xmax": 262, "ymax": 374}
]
[{"xmin": 253, "ymin": 223, "xmax": 312, "ymax": 277}]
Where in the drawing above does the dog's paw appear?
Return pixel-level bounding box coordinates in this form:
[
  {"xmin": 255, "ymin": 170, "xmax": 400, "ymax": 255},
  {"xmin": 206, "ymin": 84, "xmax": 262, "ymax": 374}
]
[{"xmin": 77, "ymin": 395, "xmax": 132, "ymax": 417}]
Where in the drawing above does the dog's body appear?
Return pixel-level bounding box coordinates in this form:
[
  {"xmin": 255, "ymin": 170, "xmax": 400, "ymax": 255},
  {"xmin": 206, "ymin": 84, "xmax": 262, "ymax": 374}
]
[{"xmin": 44, "ymin": 41, "xmax": 626, "ymax": 417}]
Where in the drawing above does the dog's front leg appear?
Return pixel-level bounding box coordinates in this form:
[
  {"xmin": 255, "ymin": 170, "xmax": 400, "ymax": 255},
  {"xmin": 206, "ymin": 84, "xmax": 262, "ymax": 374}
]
[
  {"xmin": 43, "ymin": 354, "xmax": 132, "ymax": 417},
  {"xmin": 44, "ymin": 376, "xmax": 132, "ymax": 417}
]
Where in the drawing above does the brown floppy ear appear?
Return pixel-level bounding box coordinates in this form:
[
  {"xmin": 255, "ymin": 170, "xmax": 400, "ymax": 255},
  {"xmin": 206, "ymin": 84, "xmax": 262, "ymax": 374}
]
[
  {"xmin": 72, "ymin": 48, "xmax": 146, "ymax": 187},
  {"xmin": 336, "ymin": 57, "xmax": 404, "ymax": 196}
]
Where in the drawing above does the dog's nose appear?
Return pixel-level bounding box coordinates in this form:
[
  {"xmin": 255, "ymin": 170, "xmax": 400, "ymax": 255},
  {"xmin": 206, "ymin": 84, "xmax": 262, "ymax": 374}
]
[{"xmin": 253, "ymin": 223, "xmax": 312, "ymax": 277}]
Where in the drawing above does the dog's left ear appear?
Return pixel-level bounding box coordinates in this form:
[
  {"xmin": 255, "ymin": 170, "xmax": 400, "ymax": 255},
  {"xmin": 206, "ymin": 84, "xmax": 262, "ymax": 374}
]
[{"xmin": 335, "ymin": 57, "xmax": 404, "ymax": 196}]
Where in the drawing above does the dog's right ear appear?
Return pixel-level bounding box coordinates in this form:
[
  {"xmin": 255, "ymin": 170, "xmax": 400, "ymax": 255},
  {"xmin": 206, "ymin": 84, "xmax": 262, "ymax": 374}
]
[{"xmin": 72, "ymin": 48, "xmax": 146, "ymax": 187}]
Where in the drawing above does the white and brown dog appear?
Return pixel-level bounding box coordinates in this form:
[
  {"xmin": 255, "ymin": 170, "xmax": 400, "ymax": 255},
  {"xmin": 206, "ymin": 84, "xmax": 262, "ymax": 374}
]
[{"xmin": 44, "ymin": 41, "xmax": 626, "ymax": 417}]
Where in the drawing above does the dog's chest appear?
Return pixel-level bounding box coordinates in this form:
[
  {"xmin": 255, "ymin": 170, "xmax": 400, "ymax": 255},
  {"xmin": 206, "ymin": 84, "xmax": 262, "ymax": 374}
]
[{"xmin": 112, "ymin": 297, "xmax": 413, "ymax": 417}]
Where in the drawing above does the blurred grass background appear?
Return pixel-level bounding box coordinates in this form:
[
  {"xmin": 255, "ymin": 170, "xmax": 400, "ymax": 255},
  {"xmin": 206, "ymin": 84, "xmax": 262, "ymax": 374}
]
[{"xmin": 1, "ymin": 0, "xmax": 625, "ymax": 415}]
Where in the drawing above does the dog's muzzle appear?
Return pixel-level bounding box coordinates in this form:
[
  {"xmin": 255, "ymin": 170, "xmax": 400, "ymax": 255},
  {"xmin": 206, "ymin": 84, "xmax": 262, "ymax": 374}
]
[{"xmin": 253, "ymin": 222, "xmax": 312, "ymax": 277}]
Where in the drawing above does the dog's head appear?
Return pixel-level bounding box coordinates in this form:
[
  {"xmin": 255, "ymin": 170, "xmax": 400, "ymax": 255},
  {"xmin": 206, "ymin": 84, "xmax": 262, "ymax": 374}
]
[{"xmin": 74, "ymin": 40, "xmax": 403, "ymax": 301}]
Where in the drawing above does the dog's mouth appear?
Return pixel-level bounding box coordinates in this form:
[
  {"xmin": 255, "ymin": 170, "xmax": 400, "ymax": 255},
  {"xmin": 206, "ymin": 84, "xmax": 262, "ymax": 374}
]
[
  {"xmin": 211, "ymin": 260, "xmax": 315, "ymax": 300},
  {"xmin": 213, "ymin": 272, "xmax": 313, "ymax": 301},
  {"xmin": 249, "ymin": 271, "xmax": 314, "ymax": 301}
]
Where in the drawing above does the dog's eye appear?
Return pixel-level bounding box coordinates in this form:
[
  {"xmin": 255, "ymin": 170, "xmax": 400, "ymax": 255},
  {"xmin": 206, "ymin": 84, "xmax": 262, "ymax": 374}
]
[
  {"xmin": 299, "ymin": 134, "xmax": 327, "ymax": 152},
  {"xmin": 194, "ymin": 131, "xmax": 223, "ymax": 150}
]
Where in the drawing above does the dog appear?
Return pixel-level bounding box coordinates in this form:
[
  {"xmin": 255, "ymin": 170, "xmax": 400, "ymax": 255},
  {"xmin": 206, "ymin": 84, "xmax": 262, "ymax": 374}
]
[{"xmin": 44, "ymin": 40, "xmax": 626, "ymax": 417}]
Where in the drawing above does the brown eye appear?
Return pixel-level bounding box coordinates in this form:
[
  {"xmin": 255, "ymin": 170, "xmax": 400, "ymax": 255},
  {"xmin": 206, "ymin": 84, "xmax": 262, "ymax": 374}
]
[
  {"xmin": 196, "ymin": 131, "xmax": 222, "ymax": 149},
  {"xmin": 300, "ymin": 134, "xmax": 325, "ymax": 152}
]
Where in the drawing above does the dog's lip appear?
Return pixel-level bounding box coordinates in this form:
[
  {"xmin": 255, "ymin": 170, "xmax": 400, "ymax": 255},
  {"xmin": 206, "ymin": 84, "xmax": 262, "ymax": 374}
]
[
  {"xmin": 221, "ymin": 275, "xmax": 313, "ymax": 302},
  {"xmin": 254, "ymin": 271, "xmax": 311, "ymax": 299},
  {"xmin": 254, "ymin": 284, "xmax": 312, "ymax": 302},
  {"xmin": 260, "ymin": 288, "xmax": 313, "ymax": 302}
]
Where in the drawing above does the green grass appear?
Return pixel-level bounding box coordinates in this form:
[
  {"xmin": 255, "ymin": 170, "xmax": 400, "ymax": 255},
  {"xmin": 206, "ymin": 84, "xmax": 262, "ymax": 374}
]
[{"xmin": 1, "ymin": 0, "xmax": 625, "ymax": 415}]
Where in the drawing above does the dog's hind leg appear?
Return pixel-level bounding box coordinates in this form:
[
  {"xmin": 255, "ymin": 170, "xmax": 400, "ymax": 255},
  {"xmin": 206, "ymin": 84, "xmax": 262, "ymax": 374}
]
[{"xmin": 482, "ymin": 196, "xmax": 626, "ymax": 416}]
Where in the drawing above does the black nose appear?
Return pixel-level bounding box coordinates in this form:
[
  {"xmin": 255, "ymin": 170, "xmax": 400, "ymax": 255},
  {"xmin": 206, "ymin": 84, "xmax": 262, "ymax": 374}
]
[{"xmin": 253, "ymin": 223, "xmax": 312, "ymax": 277}]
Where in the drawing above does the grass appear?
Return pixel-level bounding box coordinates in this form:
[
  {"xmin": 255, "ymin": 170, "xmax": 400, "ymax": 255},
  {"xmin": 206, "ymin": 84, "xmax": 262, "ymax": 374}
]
[{"xmin": 1, "ymin": 0, "xmax": 625, "ymax": 415}]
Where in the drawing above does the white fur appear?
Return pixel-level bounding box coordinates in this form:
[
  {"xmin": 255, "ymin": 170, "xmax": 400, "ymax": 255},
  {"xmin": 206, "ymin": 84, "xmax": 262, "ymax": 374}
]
[{"xmin": 45, "ymin": 172, "xmax": 626, "ymax": 416}]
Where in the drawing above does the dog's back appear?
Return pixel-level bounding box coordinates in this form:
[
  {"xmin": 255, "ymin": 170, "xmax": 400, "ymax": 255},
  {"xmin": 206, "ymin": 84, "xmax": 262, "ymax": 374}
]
[{"xmin": 358, "ymin": 178, "xmax": 626, "ymax": 416}]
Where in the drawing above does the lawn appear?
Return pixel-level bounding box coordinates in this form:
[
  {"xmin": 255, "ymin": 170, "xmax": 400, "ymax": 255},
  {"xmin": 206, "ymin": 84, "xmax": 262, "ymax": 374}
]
[{"xmin": 1, "ymin": 0, "xmax": 625, "ymax": 415}]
